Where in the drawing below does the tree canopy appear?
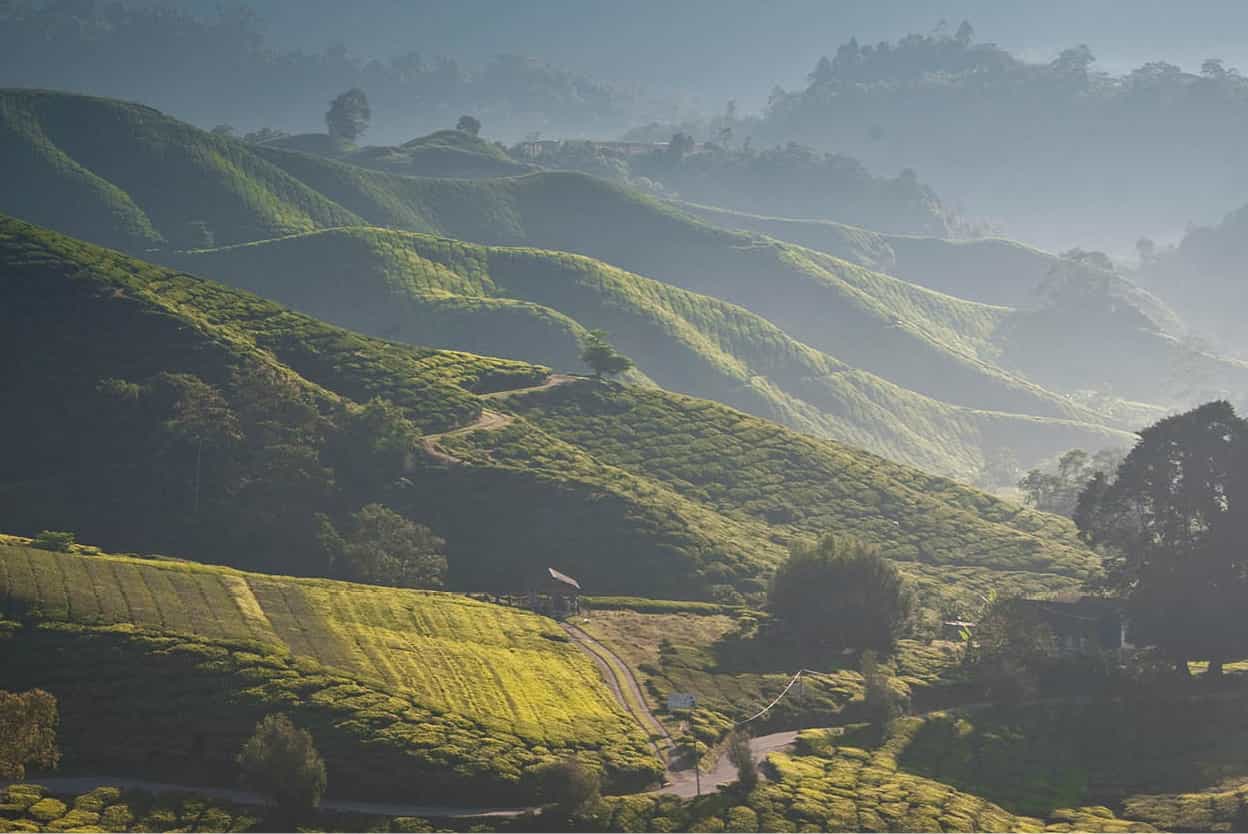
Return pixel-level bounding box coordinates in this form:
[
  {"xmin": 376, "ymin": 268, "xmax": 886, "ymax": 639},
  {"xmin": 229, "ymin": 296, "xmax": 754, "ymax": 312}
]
[
  {"xmin": 325, "ymin": 88, "xmax": 371, "ymax": 142},
  {"xmin": 237, "ymin": 713, "xmax": 327, "ymax": 819},
  {"xmin": 319, "ymin": 503, "xmax": 447, "ymax": 589},
  {"xmin": 0, "ymin": 689, "xmax": 59, "ymax": 780},
  {"xmin": 1075, "ymin": 401, "xmax": 1247, "ymax": 674},
  {"xmin": 768, "ymin": 535, "xmax": 912, "ymax": 652},
  {"xmin": 456, "ymin": 114, "xmax": 481, "ymax": 136},
  {"xmin": 579, "ymin": 329, "xmax": 634, "ymax": 379}
]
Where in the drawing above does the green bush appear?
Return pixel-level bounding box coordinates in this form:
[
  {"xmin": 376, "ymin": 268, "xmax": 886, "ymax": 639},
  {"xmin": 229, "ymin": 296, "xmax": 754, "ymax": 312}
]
[{"xmin": 30, "ymin": 532, "xmax": 74, "ymax": 553}]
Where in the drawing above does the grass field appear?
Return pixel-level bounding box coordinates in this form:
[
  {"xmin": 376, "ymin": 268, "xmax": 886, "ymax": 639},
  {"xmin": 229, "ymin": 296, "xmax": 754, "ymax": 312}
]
[{"xmin": 0, "ymin": 538, "xmax": 661, "ymax": 798}]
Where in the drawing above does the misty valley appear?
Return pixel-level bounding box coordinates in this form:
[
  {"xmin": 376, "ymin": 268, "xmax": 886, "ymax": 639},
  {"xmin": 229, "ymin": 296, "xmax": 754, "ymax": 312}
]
[{"xmin": 1, "ymin": 2, "xmax": 1247, "ymax": 833}]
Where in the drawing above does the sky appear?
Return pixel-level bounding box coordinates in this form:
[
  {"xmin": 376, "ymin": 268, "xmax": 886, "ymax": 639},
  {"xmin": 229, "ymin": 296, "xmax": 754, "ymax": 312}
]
[{"xmin": 150, "ymin": 0, "xmax": 1248, "ymax": 111}]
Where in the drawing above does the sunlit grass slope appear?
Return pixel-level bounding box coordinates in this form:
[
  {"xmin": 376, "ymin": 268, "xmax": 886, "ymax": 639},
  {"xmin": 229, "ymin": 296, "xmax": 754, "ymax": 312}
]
[
  {"xmin": 489, "ymin": 382, "xmax": 1099, "ymax": 580},
  {"xmin": 0, "ymin": 538, "xmax": 660, "ymax": 798},
  {"xmin": 174, "ymin": 226, "xmax": 1130, "ymax": 479},
  {"xmin": 0, "ymin": 89, "xmax": 359, "ymax": 250},
  {"xmin": 249, "ymin": 157, "xmax": 1103, "ymax": 423}
]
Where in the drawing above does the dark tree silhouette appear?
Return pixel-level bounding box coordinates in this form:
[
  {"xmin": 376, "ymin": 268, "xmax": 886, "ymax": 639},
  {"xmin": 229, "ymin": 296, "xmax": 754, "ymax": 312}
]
[
  {"xmin": 456, "ymin": 114, "xmax": 481, "ymax": 136},
  {"xmin": 0, "ymin": 689, "xmax": 59, "ymax": 780},
  {"xmin": 237, "ymin": 713, "xmax": 326, "ymax": 821},
  {"xmin": 1075, "ymin": 401, "xmax": 1248, "ymax": 676},
  {"xmin": 579, "ymin": 329, "xmax": 634, "ymax": 378},
  {"xmin": 325, "ymin": 88, "xmax": 371, "ymax": 142},
  {"xmin": 768, "ymin": 535, "xmax": 913, "ymax": 652}
]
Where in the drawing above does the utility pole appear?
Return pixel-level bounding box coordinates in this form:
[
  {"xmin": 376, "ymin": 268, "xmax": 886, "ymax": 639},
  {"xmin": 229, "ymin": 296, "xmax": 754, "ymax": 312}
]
[{"xmin": 695, "ymin": 757, "xmax": 701, "ymax": 797}]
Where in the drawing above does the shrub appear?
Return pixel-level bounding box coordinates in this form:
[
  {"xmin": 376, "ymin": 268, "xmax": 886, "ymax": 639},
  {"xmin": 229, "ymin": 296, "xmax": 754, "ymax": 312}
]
[
  {"xmin": 26, "ymin": 798, "xmax": 66, "ymax": 822},
  {"xmin": 726, "ymin": 731, "xmax": 757, "ymax": 791},
  {"xmin": 31, "ymin": 531, "xmax": 74, "ymax": 553},
  {"xmin": 237, "ymin": 713, "xmax": 327, "ymax": 819},
  {"xmin": 532, "ymin": 757, "xmax": 601, "ymax": 816}
]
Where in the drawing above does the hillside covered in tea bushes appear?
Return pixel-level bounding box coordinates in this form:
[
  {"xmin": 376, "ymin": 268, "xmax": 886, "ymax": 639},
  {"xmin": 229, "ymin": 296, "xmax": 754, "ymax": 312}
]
[
  {"xmin": 0, "ymin": 538, "xmax": 661, "ymax": 800},
  {"xmin": 0, "ymin": 89, "xmax": 1161, "ymax": 474},
  {"xmin": 0, "ymin": 214, "xmax": 1103, "ymax": 607},
  {"xmin": 173, "ymin": 226, "xmax": 1129, "ymax": 480}
]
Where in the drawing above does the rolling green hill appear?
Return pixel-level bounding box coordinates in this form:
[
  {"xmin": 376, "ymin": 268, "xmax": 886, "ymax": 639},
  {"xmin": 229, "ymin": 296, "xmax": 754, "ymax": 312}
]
[
  {"xmin": 0, "ymin": 89, "xmax": 1127, "ymax": 435},
  {"xmin": 0, "ymin": 537, "xmax": 660, "ymax": 800},
  {"xmin": 0, "ymin": 214, "xmax": 1101, "ymax": 610},
  {"xmin": 674, "ymin": 201, "xmax": 1248, "ymax": 408},
  {"xmin": 0, "ymin": 89, "xmax": 360, "ymax": 251},
  {"xmin": 267, "ymin": 128, "xmax": 535, "ymax": 179},
  {"xmin": 173, "ymin": 226, "xmax": 1130, "ymax": 481}
]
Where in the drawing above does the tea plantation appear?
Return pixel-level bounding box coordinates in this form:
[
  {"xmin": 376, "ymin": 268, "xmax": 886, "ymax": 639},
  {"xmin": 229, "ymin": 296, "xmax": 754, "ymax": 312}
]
[
  {"xmin": 173, "ymin": 226, "xmax": 1128, "ymax": 480},
  {"xmin": 0, "ymin": 539, "xmax": 661, "ymax": 799}
]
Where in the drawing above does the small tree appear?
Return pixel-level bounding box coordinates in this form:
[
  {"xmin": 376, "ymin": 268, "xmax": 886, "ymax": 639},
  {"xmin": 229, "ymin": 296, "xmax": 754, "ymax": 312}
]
[
  {"xmin": 962, "ymin": 596, "xmax": 1056, "ymax": 702},
  {"xmin": 455, "ymin": 115, "xmax": 481, "ymax": 136},
  {"xmin": 768, "ymin": 535, "xmax": 913, "ymax": 652},
  {"xmin": 0, "ymin": 689, "xmax": 59, "ymax": 780},
  {"xmin": 31, "ymin": 530, "xmax": 75, "ymax": 553},
  {"xmin": 579, "ymin": 329, "xmax": 634, "ymax": 379},
  {"xmin": 860, "ymin": 650, "xmax": 908, "ymax": 737},
  {"xmin": 325, "ymin": 88, "xmax": 371, "ymax": 142},
  {"xmin": 726, "ymin": 730, "xmax": 756, "ymax": 790},
  {"xmin": 532, "ymin": 757, "xmax": 601, "ymax": 816},
  {"xmin": 327, "ymin": 504, "xmax": 447, "ymax": 589},
  {"xmin": 237, "ymin": 713, "xmax": 326, "ymax": 820}
]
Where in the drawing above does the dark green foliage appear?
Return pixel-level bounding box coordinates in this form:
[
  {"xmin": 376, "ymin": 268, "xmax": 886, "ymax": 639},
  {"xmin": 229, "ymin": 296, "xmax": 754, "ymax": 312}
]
[
  {"xmin": 0, "ymin": 689, "xmax": 59, "ymax": 780},
  {"xmin": 329, "ymin": 504, "xmax": 448, "ymax": 589},
  {"xmin": 29, "ymin": 532, "xmax": 73, "ymax": 553},
  {"xmin": 456, "ymin": 116, "xmax": 482, "ymax": 136},
  {"xmin": 768, "ymin": 536, "xmax": 913, "ymax": 652},
  {"xmin": 531, "ymin": 758, "xmax": 601, "ymax": 816},
  {"xmin": 725, "ymin": 731, "xmax": 756, "ymax": 791},
  {"xmin": 578, "ymin": 330, "xmax": 634, "ymax": 378},
  {"xmin": 961, "ymin": 596, "xmax": 1057, "ymax": 702},
  {"xmin": 860, "ymin": 650, "xmax": 908, "ymax": 732},
  {"xmin": 237, "ymin": 713, "xmax": 327, "ymax": 818},
  {"xmin": 1076, "ymin": 401, "xmax": 1248, "ymax": 672},
  {"xmin": 326, "ymin": 89, "xmax": 371, "ymax": 143},
  {"xmin": 901, "ymin": 695, "xmax": 1248, "ymax": 818}
]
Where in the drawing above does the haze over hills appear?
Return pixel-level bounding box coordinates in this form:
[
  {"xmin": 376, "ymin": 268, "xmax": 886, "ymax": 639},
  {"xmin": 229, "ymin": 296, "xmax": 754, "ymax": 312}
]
[
  {"xmin": 0, "ymin": 88, "xmax": 1154, "ymax": 482},
  {"xmin": 4, "ymin": 5, "xmax": 1248, "ymax": 831},
  {"xmin": 678, "ymin": 201, "xmax": 1248, "ymax": 409}
]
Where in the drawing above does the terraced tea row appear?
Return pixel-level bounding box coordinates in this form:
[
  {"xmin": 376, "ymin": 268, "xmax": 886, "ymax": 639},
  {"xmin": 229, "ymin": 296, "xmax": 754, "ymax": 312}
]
[{"xmin": 0, "ymin": 541, "xmax": 634, "ymax": 746}]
